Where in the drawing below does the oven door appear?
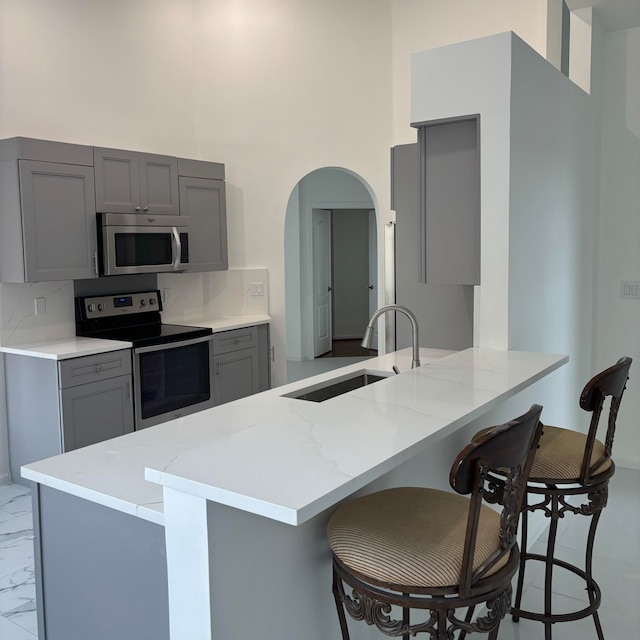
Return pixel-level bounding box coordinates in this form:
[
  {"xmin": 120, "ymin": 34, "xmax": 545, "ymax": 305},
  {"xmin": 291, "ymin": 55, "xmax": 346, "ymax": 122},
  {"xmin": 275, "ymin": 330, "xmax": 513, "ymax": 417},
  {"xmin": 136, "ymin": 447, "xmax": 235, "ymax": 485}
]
[{"xmin": 133, "ymin": 335, "xmax": 215, "ymax": 430}]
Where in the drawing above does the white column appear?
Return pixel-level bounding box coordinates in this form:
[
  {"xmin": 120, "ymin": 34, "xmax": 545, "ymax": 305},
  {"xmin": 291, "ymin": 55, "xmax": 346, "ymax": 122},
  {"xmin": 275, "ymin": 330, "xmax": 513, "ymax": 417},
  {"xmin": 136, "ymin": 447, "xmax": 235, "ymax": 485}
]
[{"xmin": 163, "ymin": 487, "xmax": 213, "ymax": 640}]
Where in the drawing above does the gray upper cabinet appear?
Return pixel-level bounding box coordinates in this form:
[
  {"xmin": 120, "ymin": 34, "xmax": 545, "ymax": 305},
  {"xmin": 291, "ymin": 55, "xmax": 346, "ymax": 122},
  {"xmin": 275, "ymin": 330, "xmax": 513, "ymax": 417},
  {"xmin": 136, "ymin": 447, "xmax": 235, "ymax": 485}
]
[
  {"xmin": 94, "ymin": 147, "xmax": 179, "ymax": 215},
  {"xmin": 178, "ymin": 158, "xmax": 228, "ymax": 272},
  {"xmin": 179, "ymin": 175, "xmax": 228, "ymax": 271},
  {"xmin": 0, "ymin": 138, "xmax": 97, "ymax": 283},
  {"xmin": 413, "ymin": 116, "xmax": 480, "ymax": 285}
]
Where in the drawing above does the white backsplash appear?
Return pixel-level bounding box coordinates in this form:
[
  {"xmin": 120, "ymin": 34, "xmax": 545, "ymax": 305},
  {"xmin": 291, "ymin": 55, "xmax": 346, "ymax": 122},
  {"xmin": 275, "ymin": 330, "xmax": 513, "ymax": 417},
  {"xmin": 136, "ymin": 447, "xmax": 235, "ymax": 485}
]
[
  {"xmin": 0, "ymin": 281, "xmax": 75, "ymax": 346},
  {"xmin": 0, "ymin": 269, "xmax": 269, "ymax": 347},
  {"xmin": 159, "ymin": 268, "xmax": 269, "ymax": 324}
]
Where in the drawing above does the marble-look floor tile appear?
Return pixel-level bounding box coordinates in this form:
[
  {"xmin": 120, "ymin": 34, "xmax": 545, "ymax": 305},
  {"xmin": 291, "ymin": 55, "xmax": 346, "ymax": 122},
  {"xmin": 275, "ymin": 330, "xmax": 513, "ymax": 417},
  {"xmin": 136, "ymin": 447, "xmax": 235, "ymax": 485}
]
[
  {"xmin": 0, "ymin": 535, "xmax": 35, "ymax": 581},
  {"xmin": 0, "ymin": 486, "xmax": 31, "ymax": 511},
  {"xmin": 5, "ymin": 608, "xmax": 38, "ymax": 636},
  {"xmin": 0, "ymin": 614, "xmax": 36, "ymax": 639},
  {"xmin": 0, "ymin": 567, "xmax": 36, "ymax": 616},
  {"xmin": 0, "ymin": 495, "xmax": 33, "ymax": 519}
]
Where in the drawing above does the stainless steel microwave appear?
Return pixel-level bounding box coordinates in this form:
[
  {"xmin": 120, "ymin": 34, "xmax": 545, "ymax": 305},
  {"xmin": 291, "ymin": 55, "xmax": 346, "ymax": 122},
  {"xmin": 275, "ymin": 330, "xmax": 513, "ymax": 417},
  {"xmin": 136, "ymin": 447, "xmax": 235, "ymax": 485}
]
[{"xmin": 98, "ymin": 213, "xmax": 190, "ymax": 276}]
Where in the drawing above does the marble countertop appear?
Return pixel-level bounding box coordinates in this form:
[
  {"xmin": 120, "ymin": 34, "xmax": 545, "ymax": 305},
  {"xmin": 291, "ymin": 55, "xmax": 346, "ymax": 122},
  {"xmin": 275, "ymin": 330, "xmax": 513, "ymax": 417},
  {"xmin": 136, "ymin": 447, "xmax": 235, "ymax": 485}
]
[
  {"xmin": 0, "ymin": 337, "xmax": 133, "ymax": 360},
  {"xmin": 21, "ymin": 347, "xmax": 567, "ymax": 527},
  {"xmin": 0, "ymin": 315, "xmax": 271, "ymax": 360}
]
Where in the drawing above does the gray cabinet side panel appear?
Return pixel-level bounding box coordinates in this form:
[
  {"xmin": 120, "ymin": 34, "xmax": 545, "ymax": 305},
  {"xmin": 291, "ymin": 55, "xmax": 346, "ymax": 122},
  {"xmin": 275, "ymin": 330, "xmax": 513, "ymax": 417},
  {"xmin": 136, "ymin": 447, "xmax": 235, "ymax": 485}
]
[
  {"xmin": 5, "ymin": 355, "xmax": 62, "ymax": 484},
  {"xmin": 0, "ymin": 160, "xmax": 26, "ymax": 282},
  {"xmin": 36, "ymin": 485, "xmax": 169, "ymax": 640},
  {"xmin": 257, "ymin": 323, "xmax": 271, "ymax": 391},
  {"xmin": 392, "ymin": 143, "xmax": 474, "ymax": 351}
]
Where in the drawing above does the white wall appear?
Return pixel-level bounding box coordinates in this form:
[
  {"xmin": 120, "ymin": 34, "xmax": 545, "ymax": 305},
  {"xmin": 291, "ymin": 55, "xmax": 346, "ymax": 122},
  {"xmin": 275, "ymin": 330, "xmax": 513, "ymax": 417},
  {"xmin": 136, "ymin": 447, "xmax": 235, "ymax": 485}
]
[
  {"xmin": 412, "ymin": 32, "xmax": 597, "ymax": 433},
  {"xmin": 390, "ymin": 0, "xmax": 549, "ymax": 143},
  {"xmin": 508, "ymin": 34, "xmax": 597, "ymax": 430},
  {"xmin": 0, "ymin": 0, "xmax": 395, "ymax": 387},
  {"xmin": 594, "ymin": 27, "xmax": 640, "ymax": 468}
]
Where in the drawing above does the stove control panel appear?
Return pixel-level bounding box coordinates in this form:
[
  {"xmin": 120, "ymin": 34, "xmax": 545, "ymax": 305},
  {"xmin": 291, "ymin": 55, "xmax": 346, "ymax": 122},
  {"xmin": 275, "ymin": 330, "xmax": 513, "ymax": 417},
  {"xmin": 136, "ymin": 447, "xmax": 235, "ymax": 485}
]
[{"xmin": 80, "ymin": 291, "xmax": 161, "ymax": 319}]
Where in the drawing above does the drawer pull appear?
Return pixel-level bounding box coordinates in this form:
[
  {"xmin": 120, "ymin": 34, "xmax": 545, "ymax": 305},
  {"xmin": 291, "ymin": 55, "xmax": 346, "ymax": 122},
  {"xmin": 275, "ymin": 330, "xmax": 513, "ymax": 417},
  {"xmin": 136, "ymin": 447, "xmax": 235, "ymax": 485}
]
[{"xmin": 95, "ymin": 364, "xmax": 102, "ymax": 372}]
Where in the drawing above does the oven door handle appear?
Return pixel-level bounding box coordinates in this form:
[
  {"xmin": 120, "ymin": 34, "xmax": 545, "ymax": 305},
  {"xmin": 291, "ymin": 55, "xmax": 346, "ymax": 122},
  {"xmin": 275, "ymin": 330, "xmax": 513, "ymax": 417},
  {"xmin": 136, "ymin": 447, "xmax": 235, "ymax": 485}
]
[
  {"xmin": 171, "ymin": 226, "xmax": 182, "ymax": 271},
  {"xmin": 134, "ymin": 333, "xmax": 213, "ymax": 355}
]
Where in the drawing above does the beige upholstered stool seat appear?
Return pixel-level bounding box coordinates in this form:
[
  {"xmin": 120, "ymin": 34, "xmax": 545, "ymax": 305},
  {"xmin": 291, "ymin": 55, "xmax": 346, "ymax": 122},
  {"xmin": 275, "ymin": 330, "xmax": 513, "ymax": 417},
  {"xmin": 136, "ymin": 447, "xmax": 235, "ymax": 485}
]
[
  {"xmin": 474, "ymin": 425, "xmax": 612, "ymax": 482},
  {"xmin": 328, "ymin": 487, "xmax": 508, "ymax": 590},
  {"xmin": 528, "ymin": 425, "xmax": 611, "ymax": 482}
]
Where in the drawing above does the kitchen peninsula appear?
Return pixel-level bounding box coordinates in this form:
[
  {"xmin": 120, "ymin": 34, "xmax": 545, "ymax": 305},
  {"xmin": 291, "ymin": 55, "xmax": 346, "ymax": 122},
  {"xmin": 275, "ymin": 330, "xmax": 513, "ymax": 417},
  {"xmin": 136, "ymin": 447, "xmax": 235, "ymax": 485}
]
[{"xmin": 22, "ymin": 347, "xmax": 567, "ymax": 640}]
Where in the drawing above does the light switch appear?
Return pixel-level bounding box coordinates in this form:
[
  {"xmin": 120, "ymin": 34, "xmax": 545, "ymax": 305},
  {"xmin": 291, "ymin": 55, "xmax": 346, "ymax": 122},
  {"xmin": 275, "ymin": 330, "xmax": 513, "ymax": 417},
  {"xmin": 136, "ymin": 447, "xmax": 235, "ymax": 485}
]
[{"xmin": 250, "ymin": 282, "xmax": 264, "ymax": 296}]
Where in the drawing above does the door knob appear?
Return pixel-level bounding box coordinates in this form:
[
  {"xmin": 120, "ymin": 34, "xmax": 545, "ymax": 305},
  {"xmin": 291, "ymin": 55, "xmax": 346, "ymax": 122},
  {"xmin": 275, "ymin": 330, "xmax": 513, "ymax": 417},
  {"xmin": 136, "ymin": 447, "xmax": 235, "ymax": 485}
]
[
  {"xmin": 327, "ymin": 287, "xmax": 333, "ymax": 292},
  {"xmin": 368, "ymin": 285, "xmax": 374, "ymax": 290}
]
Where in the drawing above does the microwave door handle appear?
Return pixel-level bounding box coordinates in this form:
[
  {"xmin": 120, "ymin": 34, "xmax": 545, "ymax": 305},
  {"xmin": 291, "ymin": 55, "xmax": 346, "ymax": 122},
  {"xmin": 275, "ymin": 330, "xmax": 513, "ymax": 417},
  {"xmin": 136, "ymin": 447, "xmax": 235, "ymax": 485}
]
[{"xmin": 172, "ymin": 227, "xmax": 181, "ymax": 271}]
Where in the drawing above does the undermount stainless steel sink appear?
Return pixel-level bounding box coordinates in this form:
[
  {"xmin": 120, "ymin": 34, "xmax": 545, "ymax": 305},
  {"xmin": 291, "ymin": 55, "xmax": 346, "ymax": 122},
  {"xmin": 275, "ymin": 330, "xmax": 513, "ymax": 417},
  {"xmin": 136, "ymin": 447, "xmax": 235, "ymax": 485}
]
[{"xmin": 283, "ymin": 370, "xmax": 392, "ymax": 403}]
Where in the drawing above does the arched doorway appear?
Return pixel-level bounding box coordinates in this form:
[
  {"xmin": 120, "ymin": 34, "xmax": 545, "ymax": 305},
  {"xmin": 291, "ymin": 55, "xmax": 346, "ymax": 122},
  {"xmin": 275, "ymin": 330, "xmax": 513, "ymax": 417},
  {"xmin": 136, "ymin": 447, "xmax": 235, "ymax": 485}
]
[{"xmin": 284, "ymin": 167, "xmax": 379, "ymax": 382}]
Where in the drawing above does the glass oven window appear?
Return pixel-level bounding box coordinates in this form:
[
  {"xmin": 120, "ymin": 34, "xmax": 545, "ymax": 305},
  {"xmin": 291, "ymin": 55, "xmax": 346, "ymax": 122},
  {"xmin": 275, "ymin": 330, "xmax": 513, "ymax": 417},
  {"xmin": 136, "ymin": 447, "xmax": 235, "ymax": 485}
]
[
  {"xmin": 115, "ymin": 233, "xmax": 173, "ymax": 267},
  {"xmin": 138, "ymin": 341, "xmax": 210, "ymax": 419}
]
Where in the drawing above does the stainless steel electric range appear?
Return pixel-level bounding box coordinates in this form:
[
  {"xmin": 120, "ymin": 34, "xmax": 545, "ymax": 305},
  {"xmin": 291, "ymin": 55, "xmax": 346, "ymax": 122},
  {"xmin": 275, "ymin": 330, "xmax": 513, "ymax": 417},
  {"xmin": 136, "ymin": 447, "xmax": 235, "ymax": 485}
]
[{"xmin": 76, "ymin": 290, "xmax": 215, "ymax": 429}]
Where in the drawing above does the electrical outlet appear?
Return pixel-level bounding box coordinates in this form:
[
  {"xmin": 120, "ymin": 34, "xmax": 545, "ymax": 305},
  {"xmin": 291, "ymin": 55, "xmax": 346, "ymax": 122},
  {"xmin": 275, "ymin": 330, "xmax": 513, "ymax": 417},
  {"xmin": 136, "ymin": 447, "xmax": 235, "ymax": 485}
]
[
  {"xmin": 250, "ymin": 282, "xmax": 264, "ymax": 296},
  {"xmin": 35, "ymin": 297, "xmax": 46, "ymax": 316},
  {"xmin": 621, "ymin": 281, "xmax": 640, "ymax": 299}
]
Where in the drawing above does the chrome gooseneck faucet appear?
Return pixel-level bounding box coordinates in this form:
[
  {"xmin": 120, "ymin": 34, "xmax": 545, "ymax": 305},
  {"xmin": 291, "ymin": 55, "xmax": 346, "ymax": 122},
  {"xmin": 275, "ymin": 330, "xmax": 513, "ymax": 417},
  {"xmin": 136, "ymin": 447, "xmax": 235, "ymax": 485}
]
[{"xmin": 361, "ymin": 304, "xmax": 421, "ymax": 369}]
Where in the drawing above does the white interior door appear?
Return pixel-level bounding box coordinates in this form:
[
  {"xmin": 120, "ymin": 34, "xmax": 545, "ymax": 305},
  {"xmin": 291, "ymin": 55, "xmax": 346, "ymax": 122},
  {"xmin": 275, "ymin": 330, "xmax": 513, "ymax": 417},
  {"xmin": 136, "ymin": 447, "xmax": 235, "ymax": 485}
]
[
  {"xmin": 313, "ymin": 209, "xmax": 332, "ymax": 357},
  {"xmin": 368, "ymin": 210, "xmax": 378, "ymax": 346}
]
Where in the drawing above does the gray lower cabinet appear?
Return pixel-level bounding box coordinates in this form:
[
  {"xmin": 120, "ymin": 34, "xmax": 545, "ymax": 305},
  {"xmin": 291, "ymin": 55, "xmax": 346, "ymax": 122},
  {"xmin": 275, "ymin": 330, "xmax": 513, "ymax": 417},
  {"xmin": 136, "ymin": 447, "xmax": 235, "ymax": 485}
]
[
  {"xmin": 5, "ymin": 350, "xmax": 134, "ymax": 484},
  {"xmin": 0, "ymin": 138, "xmax": 97, "ymax": 283},
  {"xmin": 94, "ymin": 147, "xmax": 179, "ymax": 215},
  {"xmin": 212, "ymin": 324, "xmax": 270, "ymax": 406}
]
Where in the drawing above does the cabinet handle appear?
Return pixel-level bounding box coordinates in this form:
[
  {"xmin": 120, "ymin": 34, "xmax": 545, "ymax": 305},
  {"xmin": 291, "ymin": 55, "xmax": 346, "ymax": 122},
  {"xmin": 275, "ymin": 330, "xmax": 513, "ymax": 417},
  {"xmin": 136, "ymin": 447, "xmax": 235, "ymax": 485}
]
[
  {"xmin": 95, "ymin": 364, "xmax": 101, "ymax": 372},
  {"xmin": 93, "ymin": 252, "xmax": 99, "ymax": 275},
  {"xmin": 216, "ymin": 361, "xmax": 221, "ymax": 375},
  {"xmin": 135, "ymin": 206, "xmax": 141, "ymax": 212},
  {"xmin": 143, "ymin": 207, "xmax": 149, "ymax": 212}
]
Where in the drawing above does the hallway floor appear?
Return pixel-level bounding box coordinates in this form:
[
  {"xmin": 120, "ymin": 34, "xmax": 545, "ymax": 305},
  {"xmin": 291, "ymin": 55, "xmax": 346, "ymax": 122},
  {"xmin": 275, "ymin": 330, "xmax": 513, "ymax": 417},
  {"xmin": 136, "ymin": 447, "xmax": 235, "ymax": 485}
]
[{"xmin": 1, "ymin": 468, "xmax": 639, "ymax": 639}]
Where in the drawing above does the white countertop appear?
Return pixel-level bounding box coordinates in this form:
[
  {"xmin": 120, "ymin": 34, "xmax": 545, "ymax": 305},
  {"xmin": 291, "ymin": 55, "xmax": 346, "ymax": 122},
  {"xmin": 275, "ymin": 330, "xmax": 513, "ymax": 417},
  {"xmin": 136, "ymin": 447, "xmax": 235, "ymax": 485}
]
[
  {"xmin": 0, "ymin": 315, "xmax": 271, "ymax": 360},
  {"xmin": 21, "ymin": 347, "xmax": 567, "ymax": 526},
  {"xmin": 0, "ymin": 337, "xmax": 133, "ymax": 359}
]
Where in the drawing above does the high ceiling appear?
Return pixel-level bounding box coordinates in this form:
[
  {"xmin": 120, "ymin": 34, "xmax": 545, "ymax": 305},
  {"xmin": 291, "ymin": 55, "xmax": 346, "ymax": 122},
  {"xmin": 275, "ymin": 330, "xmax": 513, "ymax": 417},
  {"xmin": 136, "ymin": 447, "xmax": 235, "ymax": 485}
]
[{"xmin": 566, "ymin": 0, "xmax": 640, "ymax": 31}]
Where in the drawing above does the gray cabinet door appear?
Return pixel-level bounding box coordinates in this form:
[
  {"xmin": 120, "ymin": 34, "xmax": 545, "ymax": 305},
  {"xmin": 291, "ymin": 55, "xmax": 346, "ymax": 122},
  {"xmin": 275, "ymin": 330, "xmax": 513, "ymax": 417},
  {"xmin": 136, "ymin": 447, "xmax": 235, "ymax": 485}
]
[
  {"xmin": 139, "ymin": 153, "xmax": 179, "ymax": 215},
  {"xmin": 417, "ymin": 117, "xmax": 480, "ymax": 285},
  {"xmin": 178, "ymin": 176, "xmax": 228, "ymax": 271},
  {"xmin": 213, "ymin": 347, "xmax": 259, "ymax": 406},
  {"xmin": 18, "ymin": 160, "xmax": 97, "ymax": 282},
  {"xmin": 60, "ymin": 375, "xmax": 134, "ymax": 451},
  {"xmin": 94, "ymin": 148, "xmax": 179, "ymax": 215},
  {"xmin": 94, "ymin": 148, "xmax": 141, "ymax": 213}
]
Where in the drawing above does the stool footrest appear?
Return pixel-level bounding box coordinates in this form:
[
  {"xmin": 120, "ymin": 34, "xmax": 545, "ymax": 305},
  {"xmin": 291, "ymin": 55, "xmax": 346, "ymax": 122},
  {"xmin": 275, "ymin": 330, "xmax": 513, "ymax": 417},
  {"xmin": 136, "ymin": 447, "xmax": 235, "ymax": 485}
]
[{"xmin": 511, "ymin": 553, "xmax": 602, "ymax": 625}]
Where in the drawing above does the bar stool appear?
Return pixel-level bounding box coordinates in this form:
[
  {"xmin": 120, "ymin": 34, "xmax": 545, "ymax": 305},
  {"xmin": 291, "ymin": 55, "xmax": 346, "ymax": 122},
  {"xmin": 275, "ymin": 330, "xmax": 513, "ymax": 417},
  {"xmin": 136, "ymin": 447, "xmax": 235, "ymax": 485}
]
[
  {"xmin": 510, "ymin": 357, "xmax": 630, "ymax": 639},
  {"xmin": 327, "ymin": 404, "xmax": 543, "ymax": 640}
]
